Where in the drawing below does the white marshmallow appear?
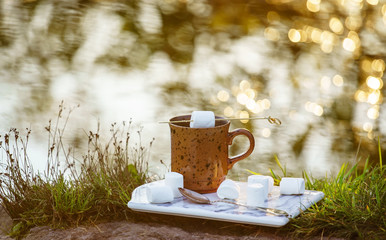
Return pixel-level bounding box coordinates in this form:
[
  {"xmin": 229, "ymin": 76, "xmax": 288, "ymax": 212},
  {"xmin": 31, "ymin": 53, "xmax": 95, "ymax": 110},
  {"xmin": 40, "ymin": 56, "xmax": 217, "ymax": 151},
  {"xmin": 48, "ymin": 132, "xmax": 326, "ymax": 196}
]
[
  {"xmin": 248, "ymin": 175, "xmax": 268, "ymax": 196},
  {"xmin": 247, "ymin": 183, "xmax": 267, "ymax": 207},
  {"xmin": 247, "ymin": 175, "xmax": 274, "ymax": 194},
  {"xmin": 267, "ymin": 176, "xmax": 274, "ymax": 193},
  {"xmin": 190, "ymin": 111, "xmax": 215, "ymax": 128},
  {"xmin": 280, "ymin": 177, "xmax": 305, "ymax": 195},
  {"xmin": 146, "ymin": 184, "xmax": 174, "ymax": 203},
  {"xmin": 217, "ymin": 179, "xmax": 240, "ymax": 200},
  {"xmin": 165, "ymin": 172, "xmax": 184, "ymax": 198}
]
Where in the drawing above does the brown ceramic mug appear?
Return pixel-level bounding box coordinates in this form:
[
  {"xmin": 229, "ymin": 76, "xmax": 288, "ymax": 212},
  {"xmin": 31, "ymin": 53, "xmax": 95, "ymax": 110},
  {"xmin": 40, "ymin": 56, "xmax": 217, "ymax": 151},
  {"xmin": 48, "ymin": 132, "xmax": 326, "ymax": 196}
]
[{"xmin": 169, "ymin": 115, "xmax": 255, "ymax": 193}]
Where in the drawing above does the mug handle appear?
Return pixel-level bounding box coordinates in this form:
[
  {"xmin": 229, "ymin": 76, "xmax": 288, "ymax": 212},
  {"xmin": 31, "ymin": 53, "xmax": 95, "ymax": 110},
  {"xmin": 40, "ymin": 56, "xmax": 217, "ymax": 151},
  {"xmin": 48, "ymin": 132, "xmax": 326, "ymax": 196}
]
[{"xmin": 227, "ymin": 129, "xmax": 255, "ymax": 170}]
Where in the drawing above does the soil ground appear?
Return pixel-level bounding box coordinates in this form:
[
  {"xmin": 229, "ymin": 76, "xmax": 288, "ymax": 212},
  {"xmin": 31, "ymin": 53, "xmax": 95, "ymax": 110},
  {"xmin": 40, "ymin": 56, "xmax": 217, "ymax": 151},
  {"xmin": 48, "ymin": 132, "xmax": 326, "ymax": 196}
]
[{"xmin": 0, "ymin": 207, "xmax": 344, "ymax": 240}]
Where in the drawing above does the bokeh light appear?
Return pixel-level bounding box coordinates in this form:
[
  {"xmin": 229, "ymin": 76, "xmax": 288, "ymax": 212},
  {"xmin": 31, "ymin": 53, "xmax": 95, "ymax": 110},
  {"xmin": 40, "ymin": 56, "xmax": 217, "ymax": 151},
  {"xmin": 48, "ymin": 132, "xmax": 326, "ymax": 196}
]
[
  {"xmin": 355, "ymin": 90, "xmax": 367, "ymax": 102},
  {"xmin": 366, "ymin": 0, "xmax": 379, "ymax": 6},
  {"xmin": 239, "ymin": 110, "xmax": 250, "ymax": 123},
  {"xmin": 345, "ymin": 16, "xmax": 362, "ymax": 31},
  {"xmin": 343, "ymin": 38, "xmax": 356, "ymax": 52},
  {"xmin": 262, "ymin": 99, "xmax": 271, "ymax": 110},
  {"xmin": 239, "ymin": 80, "xmax": 250, "ymax": 90},
  {"xmin": 288, "ymin": 29, "xmax": 301, "ymax": 42},
  {"xmin": 367, "ymin": 105, "xmax": 379, "ymax": 119},
  {"xmin": 372, "ymin": 59, "xmax": 385, "ymax": 72},
  {"xmin": 332, "ymin": 75, "xmax": 344, "ymax": 87},
  {"xmin": 307, "ymin": 0, "xmax": 320, "ymax": 12},
  {"xmin": 314, "ymin": 105, "xmax": 324, "ymax": 116},
  {"xmin": 246, "ymin": 99, "xmax": 256, "ymax": 111},
  {"xmin": 237, "ymin": 93, "xmax": 249, "ymax": 105},
  {"xmin": 363, "ymin": 122, "xmax": 373, "ymax": 132},
  {"xmin": 262, "ymin": 128, "xmax": 271, "ymax": 138},
  {"xmin": 329, "ymin": 17, "xmax": 344, "ymax": 34},
  {"xmin": 361, "ymin": 58, "xmax": 372, "ymax": 72},
  {"xmin": 321, "ymin": 76, "xmax": 331, "ymax": 90},
  {"xmin": 367, "ymin": 90, "xmax": 381, "ymax": 104},
  {"xmin": 245, "ymin": 89, "xmax": 256, "ymax": 99},
  {"xmin": 217, "ymin": 90, "xmax": 230, "ymax": 102},
  {"xmin": 267, "ymin": 11, "xmax": 280, "ymax": 23},
  {"xmin": 305, "ymin": 101, "xmax": 324, "ymax": 116},
  {"xmin": 366, "ymin": 76, "xmax": 382, "ymax": 90},
  {"xmin": 311, "ymin": 28, "xmax": 323, "ymax": 43},
  {"xmin": 224, "ymin": 106, "xmax": 234, "ymax": 117},
  {"xmin": 264, "ymin": 27, "xmax": 280, "ymax": 41}
]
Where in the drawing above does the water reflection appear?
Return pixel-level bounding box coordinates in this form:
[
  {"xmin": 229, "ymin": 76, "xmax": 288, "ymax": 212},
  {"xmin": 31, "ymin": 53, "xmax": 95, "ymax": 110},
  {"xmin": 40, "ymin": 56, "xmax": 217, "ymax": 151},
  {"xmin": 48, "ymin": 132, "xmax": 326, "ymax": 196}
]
[{"xmin": 0, "ymin": 0, "xmax": 385, "ymax": 180}]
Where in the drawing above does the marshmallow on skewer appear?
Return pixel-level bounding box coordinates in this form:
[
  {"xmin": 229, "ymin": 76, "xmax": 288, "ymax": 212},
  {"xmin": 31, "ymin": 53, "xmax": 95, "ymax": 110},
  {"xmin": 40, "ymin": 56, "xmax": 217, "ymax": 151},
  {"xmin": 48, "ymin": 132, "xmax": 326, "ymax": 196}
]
[
  {"xmin": 216, "ymin": 179, "xmax": 240, "ymax": 200},
  {"xmin": 146, "ymin": 184, "xmax": 174, "ymax": 204},
  {"xmin": 190, "ymin": 111, "xmax": 215, "ymax": 128},
  {"xmin": 247, "ymin": 175, "xmax": 274, "ymax": 194},
  {"xmin": 165, "ymin": 172, "xmax": 184, "ymax": 198},
  {"xmin": 280, "ymin": 177, "xmax": 305, "ymax": 195},
  {"xmin": 247, "ymin": 183, "xmax": 267, "ymax": 207}
]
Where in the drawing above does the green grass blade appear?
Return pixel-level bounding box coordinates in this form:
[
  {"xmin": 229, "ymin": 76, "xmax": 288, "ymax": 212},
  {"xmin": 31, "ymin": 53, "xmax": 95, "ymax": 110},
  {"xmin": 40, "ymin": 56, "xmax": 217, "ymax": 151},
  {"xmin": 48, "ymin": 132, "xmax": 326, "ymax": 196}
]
[
  {"xmin": 344, "ymin": 162, "xmax": 357, "ymax": 181},
  {"xmin": 302, "ymin": 170, "xmax": 313, "ymax": 189},
  {"xmin": 337, "ymin": 163, "xmax": 347, "ymax": 184},
  {"xmin": 245, "ymin": 169, "xmax": 260, "ymax": 175},
  {"xmin": 363, "ymin": 157, "xmax": 369, "ymax": 172},
  {"xmin": 274, "ymin": 154, "xmax": 287, "ymax": 176},
  {"xmin": 379, "ymin": 136, "xmax": 382, "ymax": 170},
  {"xmin": 375, "ymin": 184, "xmax": 381, "ymax": 207},
  {"xmin": 269, "ymin": 168, "xmax": 280, "ymax": 185}
]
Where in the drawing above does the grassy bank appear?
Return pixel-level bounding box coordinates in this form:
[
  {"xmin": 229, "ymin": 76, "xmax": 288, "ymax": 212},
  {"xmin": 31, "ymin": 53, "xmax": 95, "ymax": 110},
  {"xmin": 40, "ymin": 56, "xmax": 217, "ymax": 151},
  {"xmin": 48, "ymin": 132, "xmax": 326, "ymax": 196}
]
[
  {"xmin": 271, "ymin": 154, "xmax": 385, "ymax": 239},
  {"xmin": 0, "ymin": 106, "xmax": 151, "ymax": 238},
  {"xmin": 290, "ymin": 163, "xmax": 385, "ymax": 239},
  {"xmin": 0, "ymin": 107, "xmax": 385, "ymax": 239}
]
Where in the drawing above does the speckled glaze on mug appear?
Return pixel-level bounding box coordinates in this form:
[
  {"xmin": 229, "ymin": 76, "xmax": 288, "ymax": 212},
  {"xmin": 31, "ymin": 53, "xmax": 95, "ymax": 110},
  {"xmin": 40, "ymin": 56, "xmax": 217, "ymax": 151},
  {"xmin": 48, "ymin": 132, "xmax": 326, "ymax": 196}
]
[{"xmin": 169, "ymin": 115, "xmax": 255, "ymax": 193}]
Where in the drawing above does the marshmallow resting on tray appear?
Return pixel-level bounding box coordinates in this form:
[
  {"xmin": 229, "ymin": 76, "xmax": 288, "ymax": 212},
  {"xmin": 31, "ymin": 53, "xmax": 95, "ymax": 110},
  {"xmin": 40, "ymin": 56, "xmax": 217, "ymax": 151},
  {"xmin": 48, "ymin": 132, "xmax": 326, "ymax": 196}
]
[
  {"xmin": 247, "ymin": 175, "xmax": 274, "ymax": 195},
  {"xmin": 146, "ymin": 184, "xmax": 174, "ymax": 204},
  {"xmin": 190, "ymin": 111, "xmax": 215, "ymax": 128},
  {"xmin": 246, "ymin": 175, "xmax": 272, "ymax": 207},
  {"xmin": 165, "ymin": 172, "xmax": 184, "ymax": 198},
  {"xmin": 247, "ymin": 183, "xmax": 267, "ymax": 207},
  {"xmin": 216, "ymin": 179, "xmax": 240, "ymax": 200},
  {"xmin": 279, "ymin": 177, "xmax": 305, "ymax": 195},
  {"xmin": 146, "ymin": 172, "xmax": 184, "ymax": 203}
]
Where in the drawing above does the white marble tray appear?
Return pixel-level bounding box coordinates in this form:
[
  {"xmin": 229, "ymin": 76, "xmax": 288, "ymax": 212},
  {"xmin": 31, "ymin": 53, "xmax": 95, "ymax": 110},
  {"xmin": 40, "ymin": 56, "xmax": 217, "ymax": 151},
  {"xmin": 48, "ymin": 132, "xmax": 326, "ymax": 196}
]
[{"xmin": 127, "ymin": 180, "xmax": 324, "ymax": 227}]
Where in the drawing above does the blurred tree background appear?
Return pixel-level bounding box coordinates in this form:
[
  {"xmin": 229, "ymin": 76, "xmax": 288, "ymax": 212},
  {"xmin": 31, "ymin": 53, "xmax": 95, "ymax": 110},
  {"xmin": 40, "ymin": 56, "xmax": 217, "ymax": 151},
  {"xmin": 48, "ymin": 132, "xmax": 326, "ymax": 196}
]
[{"xmin": 0, "ymin": 0, "xmax": 385, "ymax": 178}]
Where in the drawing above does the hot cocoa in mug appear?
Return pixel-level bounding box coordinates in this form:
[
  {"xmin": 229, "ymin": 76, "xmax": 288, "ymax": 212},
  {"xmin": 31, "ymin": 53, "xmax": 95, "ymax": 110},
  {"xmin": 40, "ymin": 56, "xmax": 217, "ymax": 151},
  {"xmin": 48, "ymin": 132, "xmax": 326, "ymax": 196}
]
[{"xmin": 169, "ymin": 115, "xmax": 255, "ymax": 193}]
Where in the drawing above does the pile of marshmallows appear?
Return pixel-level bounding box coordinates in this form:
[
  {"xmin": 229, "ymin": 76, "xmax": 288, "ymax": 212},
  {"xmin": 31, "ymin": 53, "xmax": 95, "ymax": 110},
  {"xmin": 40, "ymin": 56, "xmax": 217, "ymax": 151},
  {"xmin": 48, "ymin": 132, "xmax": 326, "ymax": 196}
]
[
  {"xmin": 219, "ymin": 175, "xmax": 305, "ymax": 206},
  {"xmin": 146, "ymin": 172, "xmax": 184, "ymax": 204},
  {"xmin": 146, "ymin": 172, "xmax": 305, "ymax": 207}
]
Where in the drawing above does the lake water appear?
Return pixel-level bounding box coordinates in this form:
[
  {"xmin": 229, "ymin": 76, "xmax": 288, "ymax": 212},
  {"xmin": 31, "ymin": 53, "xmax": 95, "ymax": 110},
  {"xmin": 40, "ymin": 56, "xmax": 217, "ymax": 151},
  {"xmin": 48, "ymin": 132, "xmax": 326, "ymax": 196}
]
[{"xmin": 1, "ymin": 0, "xmax": 385, "ymax": 180}]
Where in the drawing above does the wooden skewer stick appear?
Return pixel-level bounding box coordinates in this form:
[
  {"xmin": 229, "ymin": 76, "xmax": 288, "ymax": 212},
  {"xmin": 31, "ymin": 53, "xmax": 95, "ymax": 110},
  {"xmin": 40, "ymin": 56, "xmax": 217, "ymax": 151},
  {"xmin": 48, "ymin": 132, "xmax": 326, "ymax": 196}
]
[{"xmin": 159, "ymin": 116, "xmax": 282, "ymax": 125}]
